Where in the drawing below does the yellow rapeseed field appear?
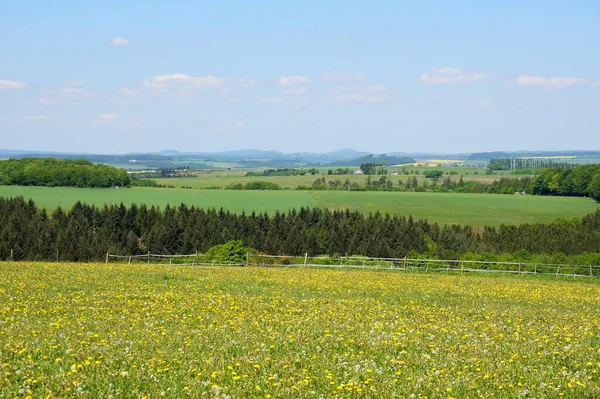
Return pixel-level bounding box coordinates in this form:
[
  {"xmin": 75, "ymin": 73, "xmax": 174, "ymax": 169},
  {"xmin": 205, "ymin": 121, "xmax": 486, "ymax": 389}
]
[{"xmin": 1, "ymin": 263, "xmax": 599, "ymax": 398}]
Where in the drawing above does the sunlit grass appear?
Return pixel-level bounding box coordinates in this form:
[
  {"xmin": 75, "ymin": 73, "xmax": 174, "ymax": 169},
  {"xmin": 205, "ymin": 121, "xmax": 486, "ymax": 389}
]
[{"xmin": 1, "ymin": 262, "xmax": 599, "ymax": 397}]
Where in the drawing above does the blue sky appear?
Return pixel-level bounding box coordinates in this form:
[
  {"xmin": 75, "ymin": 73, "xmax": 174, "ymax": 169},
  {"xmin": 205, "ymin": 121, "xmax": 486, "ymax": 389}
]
[{"xmin": 1, "ymin": 1, "xmax": 599, "ymax": 154}]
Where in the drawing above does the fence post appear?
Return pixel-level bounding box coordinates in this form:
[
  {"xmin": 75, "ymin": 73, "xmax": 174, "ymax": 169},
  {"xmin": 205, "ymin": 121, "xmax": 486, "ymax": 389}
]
[
  {"xmin": 556, "ymin": 265, "xmax": 561, "ymax": 276},
  {"xmin": 169, "ymin": 257, "xmax": 172, "ymax": 265},
  {"xmin": 304, "ymin": 253, "xmax": 308, "ymax": 267},
  {"xmin": 128, "ymin": 256, "xmax": 131, "ymax": 265},
  {"xmin": 461, "ymin": 261, "xmax": 464, "ymax": 273},
  {"xmin": 194, "ymin": 251, "xmax": 198, "ymax": 266},
  {"xmin": 590, "ymin": 265, "xmax": 593, "ymax": 277},
  {"xmin": 404, "ymin": 256, "xmax": 407, "ymax": 270},
  {"xmin": 56, "ymin": 250, "xmax": 59, "ymax": 262},
  {"xmin": 246, "ymin": 253, "xmax": 249, "ymax": 266},
  {"xmin": 10, "ymin": 249, "xmax": 13, "ymax": 262},
  {"xmin": 105, "ymin": 252, "xmax": 109, "ymax": 264},
  {"xmin": 147, "ymin": 251, "xmax": 150, "ymax": 264},
  {"xmin": 518, "ymin": 262, "xmax": 522, "ymax": 274}
]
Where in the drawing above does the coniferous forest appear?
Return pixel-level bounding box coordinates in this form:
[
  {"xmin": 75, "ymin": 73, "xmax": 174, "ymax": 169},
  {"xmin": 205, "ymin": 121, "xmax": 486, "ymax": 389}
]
[{"xmin": 1, "ymin": 197, "xmax": 599, "ymax": 262}]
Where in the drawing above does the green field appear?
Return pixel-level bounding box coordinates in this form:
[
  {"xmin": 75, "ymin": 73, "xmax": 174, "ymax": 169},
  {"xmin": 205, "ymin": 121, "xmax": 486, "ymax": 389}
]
[
  {"xmin": 0, "ymin": 186, "xmax": 317, "ymax": 215},
  {"xmin": 311, "ymin": 191, "xmax": 599, "ymax": 226},
  {"xmin": 152, "ymin": 168, "xmax": 515, "ymax": 190},
  {"xmin": 1, "ymin": 262, "xmax": 599, "ymax": 398},
  {"xmin": 0, "ymin": 185, "xmax": 597, "ymax": 226}
]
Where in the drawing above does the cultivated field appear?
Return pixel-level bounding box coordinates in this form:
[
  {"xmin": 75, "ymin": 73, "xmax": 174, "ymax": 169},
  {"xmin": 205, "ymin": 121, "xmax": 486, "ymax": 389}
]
[
  {"xmin": 151, "ymin": 167, "xmax": 512, "ymax": 190},
  {"xmin": 0, "ymin": 185, "xmax": 597, "ymax": 227},
  {"xmin": 310, "ymin": 191, "xmax": 598, "ymax": 226},
  {"xmin": 1, "ymin": 263, "xmax": 599, "ymax": 398}
]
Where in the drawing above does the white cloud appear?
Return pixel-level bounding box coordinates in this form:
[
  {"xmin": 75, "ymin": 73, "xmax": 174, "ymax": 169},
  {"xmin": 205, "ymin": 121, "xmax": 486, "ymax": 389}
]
[
  {"xmin": 65, "ymin": 80, "xmax": 83, "ymax": 86},
  {"xmin": 329, "ymin": 93, "xmax": 389, "ymax": 103},
  {"xmin": 35, "ymin": 98, "xmax": 55, "ymax": 105},
  {"xmin": 142, "ymin": 73, "xmax": 223, "ymax": 89},
  {"xmin": 112, "ymin": 37, "xmax": 130, "ymax": 46},
  {"xmin": 91, "ymin": 113, "xmax": 120, "ymax": 125},
  {"xmin": 40, "ymin": 88, "xmax": 55, "ymax": 95},
  {"xmin": 111, "ymin": 88, "xmax": 141, "ymax": 105},
  {"xmin": 19, "ymin": 115, "xmax": 51, "ymax": 123},
  {"xmin": 322, "ymin": 72, "xmax": 366, "ymax": 82},
  {"xmin": 240, "ymin": 77, "xmax": 256, "ymax": 88},
  {"xmin": 258, "ymin": 96, "xmax": 285, "ymax": 104},
  {"xmin": 515, "ymin": 75, "xmax": 586, "ymax": 89},
  {"xmin": 419, "ymin": 68, "xmax": 487, "ymax": 84},
  {"xmin": 92, "ymin": 113, "xmax": 142, "ymax": 131},
  {"xmin": 284, "ymin": 87, "xmax": 309, "ymax": 95},
  {"xmin": 61, "ymin": 87, "xmax": 91, "ymax": 98},
  {"xmin": 119, "ymin": 118, "xmax": 143, "ymax": 131},
  {"xmin": 326, "ymin": 85, "xmax": 389, "ymax": 104},
  {"xmin": 278, "ymin": 76, "xmax": 311, "ymax": 86},
  {"xmin": 283, "ymin": 118, "xmax": 296, "ymax": 124},
  {"xmin": 117, "ymin": 87, "xmax": 137, "ymax": 96},
  {"xmin": 474, "ymin": 99, "xmax": 492, "ymax": 108},
  {"xmin": 216, "ymin": 120, "xmax": 246, "ymax": 131},
  {"xmin": 366, "ymin": 84, "xmax": 385, "ymax": 92},
  {"xmin": 589, "ymin": 80, "xmax": 600, "ymax": 88},
  {"xmin": 0, "ymin": 80, "xmax": 26, "ymax": 89}
]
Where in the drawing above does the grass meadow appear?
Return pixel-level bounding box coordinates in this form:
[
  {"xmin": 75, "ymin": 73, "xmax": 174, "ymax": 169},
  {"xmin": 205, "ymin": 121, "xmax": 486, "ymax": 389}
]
[
  {"xmin": 1, "ymin": 262, "xmax": 599, "ymax": 398},
  {"xmin": 0, "ymin": 185, "xmax": 597, "ymax": 227},
  {"xmin": 151, "ymin": 167, "xmax": 513, "ymax": 190}
]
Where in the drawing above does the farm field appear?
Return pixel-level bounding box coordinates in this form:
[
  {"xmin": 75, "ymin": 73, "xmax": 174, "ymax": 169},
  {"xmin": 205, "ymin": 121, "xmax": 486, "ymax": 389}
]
[
  {"xmin": 311, "ymin": 191, "xmax": 599, "ymax": 226},
  {"xmin": 0, "ymin": 186, "xmax": 318, "ymax": 215},
  {"xmin": 1, "ymin": 262, "xmax": 599, "ymax": 398},
  {"xmin": 0, "ymin": 185, "xmax": 597, "ymax": 226},
  {"xmin": 151, "ymin": 167, "xmax": 514, "ymax": 189}
]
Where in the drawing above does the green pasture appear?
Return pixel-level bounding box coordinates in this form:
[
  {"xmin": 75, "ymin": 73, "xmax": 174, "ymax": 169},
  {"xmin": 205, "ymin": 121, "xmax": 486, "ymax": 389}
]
[
  {"xmin": 151, "ymin": 167, "xmax": 515, "ymax": 190},
  {"xmin": 0, "ymin": 186, "xmax": 317, "ymax": 215},
  {"xmin": 311, "ymin": 191, "xmax": 598, "ymax": 226},
  {"xmin": 0, "ymin": 185, "xmax": 597, "ymax": 226},
  {"xmin": 153, "ymin": 173, "xmax": 368, "ymax": 189}
]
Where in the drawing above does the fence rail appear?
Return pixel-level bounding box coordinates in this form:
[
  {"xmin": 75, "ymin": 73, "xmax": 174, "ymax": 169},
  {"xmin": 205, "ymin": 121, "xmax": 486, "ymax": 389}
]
[{"xmin": 106, "ymin": 252, "xmax": 600, "ymax": 279}]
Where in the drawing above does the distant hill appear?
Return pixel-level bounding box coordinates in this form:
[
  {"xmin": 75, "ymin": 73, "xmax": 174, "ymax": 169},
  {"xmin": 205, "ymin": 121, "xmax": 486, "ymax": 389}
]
[
  {"xmin": 332, "ymin": 154, "xmax": 416, "ymax": 167},
  {"xmin": 2, "ymin": 148, "xmax": 598, "ymax": 169},
  {"xmin": 324, "ymin": 148, "xmax": 371, "ymax": 161}
]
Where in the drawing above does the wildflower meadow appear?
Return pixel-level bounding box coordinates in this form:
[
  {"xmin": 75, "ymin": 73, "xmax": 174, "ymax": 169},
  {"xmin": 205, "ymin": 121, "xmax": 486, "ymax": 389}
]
[{"xmin": 1, "ymin": 262, "xmax": 599, "ymax": 398}]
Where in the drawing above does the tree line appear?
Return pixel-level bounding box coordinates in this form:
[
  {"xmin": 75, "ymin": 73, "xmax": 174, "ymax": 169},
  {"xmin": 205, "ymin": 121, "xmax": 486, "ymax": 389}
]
[
  {"xmin": 1, "ymin": 197, "xmax": 599, "ymax": 262},
  {"xmin": 246, "ymin": 168, "xmax": 320, "ymax": 177},
  {"xmin": 297, "ymin": 165, "xmax": 600, "ymax": 200},
  {"xmin": 487, "ymin": 157, "xmax": 576, "ymax": 171},
  {"xmin": 0, "ymin": 158, "xmax": 130, "ymax": 188}
]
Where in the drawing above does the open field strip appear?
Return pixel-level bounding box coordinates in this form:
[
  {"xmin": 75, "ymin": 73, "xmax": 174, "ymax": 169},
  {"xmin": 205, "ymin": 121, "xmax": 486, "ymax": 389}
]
[
  {"xmin": 309, "ymin": 191, "xmax": 599, "ymax": 226},
  {"xmin": 1, "ymin": 262, "xmax": 599, "ymax": 398},
  {"xmin": 0, "ymin": 185, "xmax": 597, "ymax": 227},
  {"xmin": 151, "ymin": 169, "xmax": 512, "ymax": 189},
  {"xmin": 0, "ymin": 186, "xmax": 317, "ymax": 215}
]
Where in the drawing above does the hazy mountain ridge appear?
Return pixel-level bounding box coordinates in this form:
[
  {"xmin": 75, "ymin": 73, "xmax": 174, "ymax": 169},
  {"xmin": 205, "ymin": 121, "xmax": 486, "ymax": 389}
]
[{"xmin": 2, "ymin": 148, "xmax": 599, "ymax": 169}]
